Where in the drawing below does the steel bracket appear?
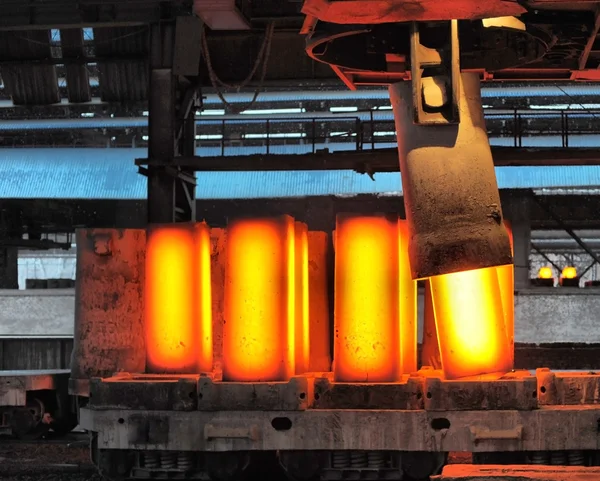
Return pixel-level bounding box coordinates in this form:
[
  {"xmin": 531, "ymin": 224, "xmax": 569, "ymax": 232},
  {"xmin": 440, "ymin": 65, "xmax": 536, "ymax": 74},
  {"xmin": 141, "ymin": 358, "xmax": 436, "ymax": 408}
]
[{"xmin": 410, "ymin": 20, "xmax": 460, "ymax": 125}]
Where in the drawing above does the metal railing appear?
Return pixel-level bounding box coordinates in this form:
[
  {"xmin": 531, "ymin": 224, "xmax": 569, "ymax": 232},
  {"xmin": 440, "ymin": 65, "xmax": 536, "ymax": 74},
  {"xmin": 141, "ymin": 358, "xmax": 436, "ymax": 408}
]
[{"xmin": 196, "ymin": 109, "xmax": 600, "ymax": 155}]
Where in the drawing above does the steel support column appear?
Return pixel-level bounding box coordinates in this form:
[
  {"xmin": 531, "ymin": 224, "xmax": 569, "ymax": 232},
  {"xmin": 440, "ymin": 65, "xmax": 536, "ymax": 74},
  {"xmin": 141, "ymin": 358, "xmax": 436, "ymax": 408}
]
[
  {"xmin": 0, "ymin": 247, "xmax": 18, "ymax": 289},
  {"xmin": 146, "ymin": 19, "xmax": 202, "ymax": 224},
  {"xmin": 504, "ymin": 196, "xmax": 532, "ymax": 290}
]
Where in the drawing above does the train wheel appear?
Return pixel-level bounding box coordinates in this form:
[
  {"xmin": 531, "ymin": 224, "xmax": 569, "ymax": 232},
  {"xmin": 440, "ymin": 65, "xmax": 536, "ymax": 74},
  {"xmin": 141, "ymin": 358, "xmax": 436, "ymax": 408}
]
[{"xmin": 10, "ymin": 397, "xmax": 50, "ymax": 440}]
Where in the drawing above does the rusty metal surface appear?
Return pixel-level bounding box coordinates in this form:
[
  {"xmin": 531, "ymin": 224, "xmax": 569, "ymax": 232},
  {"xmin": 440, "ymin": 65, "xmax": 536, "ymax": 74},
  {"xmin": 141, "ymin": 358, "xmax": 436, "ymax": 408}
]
[
  {"xmin": 301, "ymin": 0, "xmax": 526, "ymax": 24},
  {"xmin": 424, "ymin": 371, "xmax": 537, "ymax": 411},
  {"xmin": 82, "ymin": 405, "xmax": 600, "ymax": 452},
  {"xmin": 537, "ymin": 368, "xmax": 600, "ymax": 406},
  {"xmin": 439, "ymin": 464, "xmax": 600, "ymax": 480},
  {"xmin": 197, "ymin": 376, "xmax": 311, "ymax": 411},
  {"xmin": 89, "ymin": 374, "xmax": 198, "ymax": 412},
  {"xmin": 70, "ymin": 228, "xmax": 146, "ymax": 395},
  {"xmin": 313, "ymin": 375, "xmax": 424, "ymax": 409},
  {"xmin": 0, "ymin": 369, "xmax": 69, "ymax": 406}
]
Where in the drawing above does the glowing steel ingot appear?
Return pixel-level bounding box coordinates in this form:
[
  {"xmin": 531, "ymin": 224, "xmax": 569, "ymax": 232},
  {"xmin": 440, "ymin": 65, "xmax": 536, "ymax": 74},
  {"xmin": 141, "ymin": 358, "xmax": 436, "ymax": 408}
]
[
  {"xmin": 398, "ymin": 219, "xmax": 417, "ymax": 373},
  {"xmin": 430, "ymin": 266, "xmax": 512, "ymax": 380},
  {"xmin": 145, "ymin": 223, "xmax": 213, "ymax": 374},
  {"xmin": 223, "ymin": 216, "xmax": 308, "ymax": 382},
  {"xmin": 390, "ymin": 73, "xmax": 512, "ymax": 279},
  {"xmin": 334, "ymin": 214, "xmax": 415, "ymax": 382},
  {"xmin": 295, "ymin": 222, "xmax": 310, "ymax": 374},
  {"xmin": 307, "ymin": 231, "xmax": 332, "ymax": 372},
  {"xmin": 496, "ymin": 221, "xmax": 514, "ymax": 364}
]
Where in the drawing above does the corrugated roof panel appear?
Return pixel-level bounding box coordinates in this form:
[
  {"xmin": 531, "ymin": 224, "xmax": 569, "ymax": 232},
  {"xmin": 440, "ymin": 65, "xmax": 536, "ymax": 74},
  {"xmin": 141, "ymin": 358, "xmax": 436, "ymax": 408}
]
[
  {"xmin": 201, "ymin": 85, "xmax": 600, "ymax": 104},
  {"xmin": 94, "ymin": 27, "xmax": 148, "ymax": 102},
  {"xmin": 0, "ymin": 30, "xmax": 60, "ymax": 105},
  {"xmin": 1, "ymin": 148, "xmax": 600, "ymax": 200}
]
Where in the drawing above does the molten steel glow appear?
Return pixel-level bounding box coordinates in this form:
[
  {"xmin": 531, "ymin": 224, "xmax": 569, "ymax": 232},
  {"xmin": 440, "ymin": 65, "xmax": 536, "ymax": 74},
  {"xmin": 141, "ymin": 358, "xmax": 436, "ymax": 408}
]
[
  {"xmin": 295, "ymin": 222, "xmax": 310, "ymax": 374},
  {"xmin": 398, "ymin": 219, "xmax": 417, "ymax": 374},
  {"xmin": 538, "ymin": 266, "xmax": 553, "ymax": 279},
  {"xmin": 334, "ymin": 214, "xmax": 402, "ymax": 382},
  {"xmin": 223, "ymin": 216, "xmax": 307, "ymax": 381},
  {"xmin": 562, "ymin": 266, "xmax": 577, "ymax": 279},
  {"xmin": 430, "ymin": 266, "xmax": 512, "ymax": 380},
  {"xmin": 496, "ymin": 221, "xmax": 514, "ymax": 364},
  {"xmin": 145, "ymin": 224, "xmax": 213, "ymax": 373}
]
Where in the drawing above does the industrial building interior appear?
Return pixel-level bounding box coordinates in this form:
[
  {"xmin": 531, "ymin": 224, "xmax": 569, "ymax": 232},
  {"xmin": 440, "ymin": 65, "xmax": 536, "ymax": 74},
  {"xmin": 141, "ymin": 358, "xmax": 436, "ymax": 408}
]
[{"xmin": 4, "ymin": 1, "xmax": 600, "ymax": 480}]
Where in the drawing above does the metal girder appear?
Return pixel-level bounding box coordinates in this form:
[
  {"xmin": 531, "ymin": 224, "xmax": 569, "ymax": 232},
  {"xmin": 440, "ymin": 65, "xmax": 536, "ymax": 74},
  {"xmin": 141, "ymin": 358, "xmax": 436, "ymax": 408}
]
[
  {"xmin": 145, "ymin": 19, "xmax": 202, "ymax": 224},
  {"xmin": 136, "ymin": 148, "xmax": 600, "ymax": 173}
]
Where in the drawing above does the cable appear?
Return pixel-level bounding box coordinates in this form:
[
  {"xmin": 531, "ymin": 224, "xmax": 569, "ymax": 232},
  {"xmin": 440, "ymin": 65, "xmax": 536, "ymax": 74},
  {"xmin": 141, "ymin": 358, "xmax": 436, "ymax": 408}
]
[{"xmin": 201, "ymin": 23, "xmax": 275, "ymax": 113}]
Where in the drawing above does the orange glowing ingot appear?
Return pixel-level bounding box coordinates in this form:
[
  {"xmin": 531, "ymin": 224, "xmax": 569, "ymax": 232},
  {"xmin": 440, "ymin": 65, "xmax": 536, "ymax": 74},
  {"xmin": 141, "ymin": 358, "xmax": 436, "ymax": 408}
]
[
  {"xmin": 334, "ymin": 214, "xmax": 412, "ymax": 382},
  {"xmin": 145, "ymin": 223, "xmax": 213, "ymax": 374},
  {"xmin": 398, "ymin": 219, "xmax": 417, "ymax": 374},
  {"xmin": 430, "ymin": 266, "xmax": 512, "ymax": 379},
  {"xmin": 223, "ymin": 216, "xmax": 308, "ymax": 382},
  {"xmin": 496, "ymin": 221, "xmax": 514, "ymax": 365}
]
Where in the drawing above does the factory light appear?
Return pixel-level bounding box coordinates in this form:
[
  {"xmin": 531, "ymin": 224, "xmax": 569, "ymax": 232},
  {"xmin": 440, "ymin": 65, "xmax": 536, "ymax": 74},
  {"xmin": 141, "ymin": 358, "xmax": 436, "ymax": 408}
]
[
  {"xmin": 145, "ymin": 224, "xmax": 213, "ymax": 373},
  {"xmin": 538, "ymin": 266, "xmax": 553, "ymax": 279},
  {"xmin": 243, "ymin": 132, "xmax": 306, "ymax": 139},
  {"xmin": 560, "ymin": 266, "xmax": 579, "ymax": 287},
  {"xmin": 430, "ymin": 266, "xmax": 512, "ymax": 380},
  {"xmin": 532, "ymin": 266, "xmax": 554, "ymax": 287},
  {"xmin": 333, "ymin": 214, "xmax": 415, "ymax": 382},
  {"xmin": 199, "ymin": 109, "xmax": 225, "ymax": 116},
  {"xmin": 561, "ymin": 266, "xmax": 577, "ymax": 279},
  {"xmin": 195, "ymin": 134, "xmax": 223, "ymax": 140},
  {"xmin": 330, "ymin": 106, "xmax": 358, "ymax": 112},
  {"xmin": 241, "ymin": 108, "xmax": 305, "ymax": 115},
  {"xmin": 223, "ymin": 216, "xmax": 307, "ymax": 381}
]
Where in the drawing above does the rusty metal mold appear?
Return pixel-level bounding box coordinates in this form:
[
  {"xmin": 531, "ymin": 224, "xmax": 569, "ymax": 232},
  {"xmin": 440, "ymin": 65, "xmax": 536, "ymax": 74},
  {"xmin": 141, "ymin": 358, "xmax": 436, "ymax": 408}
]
[
  {"xmin": 425, "ymin": 372, "xmax": 537, "ymax": 411},
  {"xmin": 197, "ymin": 376, "xmax": 311, "ymax": 411},
  {"xmin": 537, "ymin": 368, "xmax": 600, "ymax": 406},
  {"xmin": 70, "ymin": 228, "xmax": 146, "ymax": 396},
  {"xmin": 89, "ymin": 374, "xmax": 199, "ymax": 412},
  {"xmin": 313, "ymin": 375, "xmax": 424, "ymax": 410}
]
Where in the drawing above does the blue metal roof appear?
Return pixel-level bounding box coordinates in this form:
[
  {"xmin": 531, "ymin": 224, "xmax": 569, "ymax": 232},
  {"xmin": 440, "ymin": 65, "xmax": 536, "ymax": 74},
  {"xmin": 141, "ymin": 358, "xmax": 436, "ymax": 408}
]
[
  {"xmin": 200, "ymin": 85, "xmax": 600, "ymax": 104},
  {"xmin": 1, "ymin": 148, "xmax": 600, "ymax": 200}
]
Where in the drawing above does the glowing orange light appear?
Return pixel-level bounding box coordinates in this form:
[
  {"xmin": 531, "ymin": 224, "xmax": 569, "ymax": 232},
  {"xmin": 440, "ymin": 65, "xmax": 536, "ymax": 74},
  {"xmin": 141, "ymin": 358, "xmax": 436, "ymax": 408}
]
[
  {"xmin": 307, "ymin": 231, "xmax": 332, "ymax": 372},
  {"xmin": 145, "ymin": 223, "xmax": 213, "ymax": 374},
  {"xmin": 223, "ymin": 216, "xmax": 307, "ymax": 381},
  {"xmin": 430, "ymin": 266, "xmax": 512, "ymax": 380},
  {"xmin": 398, "ymin": 219, "xmax": 417, "ymax": 374},
  {"xmin": 334, "ymin": 214, "xmax": 402, "ymax": 382},
  {"xmin": 295, "ymin": 222, "xmax": 310, "ymax": 374},
  {"xmin": 496, "ymin": 221, "xmax": 514, "ymax": 365},
  {"xmin": 538, "ymin": 266, "xmax": 553, "ymax": 279},
  {"xmin": 562, "ymin": 266, "xmax": 577, "ymax": 279}
]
